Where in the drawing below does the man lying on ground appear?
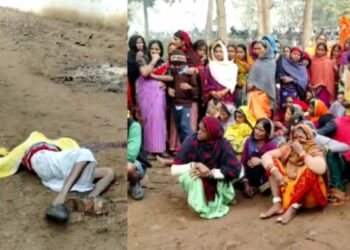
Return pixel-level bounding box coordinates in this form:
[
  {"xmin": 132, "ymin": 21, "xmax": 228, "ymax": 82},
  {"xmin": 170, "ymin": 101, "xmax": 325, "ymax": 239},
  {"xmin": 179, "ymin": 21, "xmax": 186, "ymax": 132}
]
[{"xmin": 0, "ymin": 131, "xmax": 115, "ymax": 223}]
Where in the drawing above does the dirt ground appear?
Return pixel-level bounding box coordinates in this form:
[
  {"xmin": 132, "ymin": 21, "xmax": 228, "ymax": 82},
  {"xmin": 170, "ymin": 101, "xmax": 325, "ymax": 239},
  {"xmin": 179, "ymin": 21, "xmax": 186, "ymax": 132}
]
[
  {"xmin": 129, "ymin": 162, "xmax": 350, "ymax": 250},
  {"xmin": 0, "ymin": 7, "xmax": 127, "ymax": 250}
]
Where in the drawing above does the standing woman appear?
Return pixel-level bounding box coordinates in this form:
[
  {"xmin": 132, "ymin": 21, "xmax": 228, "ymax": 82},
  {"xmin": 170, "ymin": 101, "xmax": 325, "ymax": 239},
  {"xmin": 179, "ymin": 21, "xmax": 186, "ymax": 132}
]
[
  {"xmin": 330, "ymin": 43, "xmax": 342, "ymax": 92},
  {"xmin": 136, "ymin": 40, "xmax": 170, "ymax": 159},
  {"xmin": 203, "ymin": 40, "xmax": 238, "ymax": 109},
  {"xmin": 227, "ymin": 44, "xmax": 236, "ymax": 62},
  {"xmin": 309, "ymin": 42, "xmax": 335, "ymax": 107},
  {"xmin": 282, "ymin": 46, "xmax": 291, "ymax": 58},
  {"xmin": 247, "ymin": 40, "xmax": 276, "ymax": 120},
  {"xmin": 235, "ymin": 44, "xmax": 253, "ymax": 107},
  {"xmin": 305, "ymin": 33, "xmax": 329, "ymax": 56},
  {"xmin": 277, "ymin": 47, "xmax": 308, "ymax": 107},
  {"xmin": 193, "ymin": 39, "xmax": 209, "ymax": 67},
  {"xmin": 128, "ymin": 35, "xmax": 147, "ymax": 108}
]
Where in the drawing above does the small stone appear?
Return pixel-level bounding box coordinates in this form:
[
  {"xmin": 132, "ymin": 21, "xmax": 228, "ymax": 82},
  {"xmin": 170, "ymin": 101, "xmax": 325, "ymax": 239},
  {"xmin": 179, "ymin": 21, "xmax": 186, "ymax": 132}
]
[{"xmin": 224, "ymin": 240, "xmax": 243, "ymax": 250}]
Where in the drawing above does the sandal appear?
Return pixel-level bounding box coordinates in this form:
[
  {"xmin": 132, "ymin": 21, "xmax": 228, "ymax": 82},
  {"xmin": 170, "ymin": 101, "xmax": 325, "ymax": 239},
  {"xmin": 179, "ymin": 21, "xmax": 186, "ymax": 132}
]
[
  {"xmin": 147, "ymin": 153, "xmax": 156, "ymax": 161},
  {"xmin": 46, "ymin": 204, "xmax": 70, "ymax": 223},
  {"xmin": 130, "ymin": 183, "xmax": 144, "ymax": 200},
  {"xmin": 70, "ymin": 197, "xmax": 110, "ymax": 215}
]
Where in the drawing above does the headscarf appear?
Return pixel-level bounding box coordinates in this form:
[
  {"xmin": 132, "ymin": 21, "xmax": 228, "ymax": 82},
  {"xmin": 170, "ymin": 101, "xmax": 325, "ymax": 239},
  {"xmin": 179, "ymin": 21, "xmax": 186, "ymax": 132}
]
[
  {"xmin": 309, "ymin": 99, "xmax": 329, "ymax": 123},
  {"xmin": 234, "ymin": 106, "xmax": 256, "ymax": 128},
  {"xmin": 248, "ymin": 41, "xmax": 258, "ymax": 61},
  {"xmin": 235, "ymin": 45, "xmax": 254, "ymax": 88},
  {"xmin": 291, "ymin": 47, "xmax": 303, "ymax": 56},
  {"xmin": 202, "ymin": 116, "xmax": 224, "ymax": 141},
  {"xmin": 221, "ymin": 103, "xmax": 236, "ymax": 131},
  {"xmin": 293, "ymin": 99, "xmax": 309, "ymax": 112},
  {"xmin": 208, "ymin": 40, "xmax": 238, "ymax": 93},
  {"xmin": 247, "ymin": 40, "xmax": 276, "ymax": 104},
  {"xmin": 281, "ymin": 49, "xmax": 308, "ymax": 90},
  {"xmin": 284, "ymin": 124, "xmax": 323, "ymax": 166},
  {"xmin": 174, "ymin": 30, "xmax": 202, "ymax": 68},
  {"xmin": 289, "ymin": 104, "xmax": 304, "ymax": 124},
  {"xmin": 262, "ymin": 35, "xmax": 278, "ymax": 54},
  {"xmin": 309, "ymin": 43, "xmax": 335, "ymax": 101},
  {"xmin": 173, "ymin": 117, "xmax": 242, "ymax": 202},
  {"xmin": 127, "ymin": 35, "xmax": 147, "ymax": 83}
]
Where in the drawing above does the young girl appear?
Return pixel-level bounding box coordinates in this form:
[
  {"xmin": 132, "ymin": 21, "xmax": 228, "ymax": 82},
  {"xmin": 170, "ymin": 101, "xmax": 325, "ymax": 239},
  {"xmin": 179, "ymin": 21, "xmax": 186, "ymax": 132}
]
[
  {"xmin": 227, "ymin": 44, "xmax": 236, "ymax": 62},
  {"xmin": 193, "ymin": 39, "xmax": 209, "ymax": 67},
  {"xmin": 224, "ymin": 106, "xmax": 256, "ymax": 159},
  {"xmin": 219, "ymin": 103, "xmax": 235, "ymax": 132}
]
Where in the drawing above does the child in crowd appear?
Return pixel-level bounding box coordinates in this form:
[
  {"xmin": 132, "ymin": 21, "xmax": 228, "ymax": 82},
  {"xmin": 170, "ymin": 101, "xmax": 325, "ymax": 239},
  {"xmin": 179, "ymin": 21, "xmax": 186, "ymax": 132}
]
[
  {"xmin": 169, "ymin": 50, "xmax": 198, "ymax": 143},
  {"xmin": 224, "ymin": 106, "xmax": 256, "ymax": 159}
]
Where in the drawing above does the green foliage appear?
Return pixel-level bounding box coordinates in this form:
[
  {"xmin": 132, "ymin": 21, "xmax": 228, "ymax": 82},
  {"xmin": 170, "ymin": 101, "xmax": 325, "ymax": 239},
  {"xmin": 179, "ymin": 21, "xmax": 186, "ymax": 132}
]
[{"xmin": 313, "ymin": 0, "xmax": 350, "ymax": 28}]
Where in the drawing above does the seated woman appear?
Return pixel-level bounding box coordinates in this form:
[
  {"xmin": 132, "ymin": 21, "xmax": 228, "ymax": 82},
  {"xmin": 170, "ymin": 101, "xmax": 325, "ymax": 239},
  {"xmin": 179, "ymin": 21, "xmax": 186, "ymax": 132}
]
[
  {"xmin": 274, "ymin": 104, "xmax": 305, "ymax": 145},
  {"xmin": 241, "ymin": 118, "xmax": 277, "ymax": 198},
  {"xmin": 307, "ymin": 99, "xmax": 329, "ymax": 127},
  {"xmin": 224, "ymin": 106, "xmax": 256, "ymax": 159},
  {"xmin": 170, "ymin": 117, "xmax": 242, "ymax": 219},
  {"xmin": 260, "ymin": 124, "xmax": 327, "ymax": 224}
]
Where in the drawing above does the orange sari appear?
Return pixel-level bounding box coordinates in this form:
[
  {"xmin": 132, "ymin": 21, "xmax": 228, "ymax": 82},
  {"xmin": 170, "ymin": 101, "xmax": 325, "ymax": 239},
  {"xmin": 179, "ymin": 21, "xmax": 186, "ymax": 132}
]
[
  {"xmin": 339, "ymin": 15, "xmax": 350, "ymax": 47},
  {"xmin": 248, "ymin": 90, "xmax": 271, "ymax": 120},
  {"xmin": 309, "ymin": 99, "xmax": 329, "ymax": 123},
  {"xmin": 273, "ymin": 124, "xmax": 327, "ymax": 210},
  {"xmin": 274, "ymin": 160, "xmax": 327, "ymax": 210}
]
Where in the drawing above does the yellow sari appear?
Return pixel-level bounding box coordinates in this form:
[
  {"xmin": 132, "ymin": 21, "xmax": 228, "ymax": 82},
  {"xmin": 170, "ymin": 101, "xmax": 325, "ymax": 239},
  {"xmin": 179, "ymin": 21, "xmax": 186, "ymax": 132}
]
[
  {"xmin": 224, "ymin": 106, "xmax": 256, "ymax": 156},
  {"xmin": 0, "ymin": 131, "xmax": 79, "ymax": 178}
]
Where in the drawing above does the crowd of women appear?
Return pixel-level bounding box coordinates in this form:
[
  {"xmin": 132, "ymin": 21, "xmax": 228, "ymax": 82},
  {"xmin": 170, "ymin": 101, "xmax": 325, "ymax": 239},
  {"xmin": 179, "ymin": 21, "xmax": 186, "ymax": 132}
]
[{"xmin": 127, "ymin": 29, "xmax": 350, "ymax": 225}]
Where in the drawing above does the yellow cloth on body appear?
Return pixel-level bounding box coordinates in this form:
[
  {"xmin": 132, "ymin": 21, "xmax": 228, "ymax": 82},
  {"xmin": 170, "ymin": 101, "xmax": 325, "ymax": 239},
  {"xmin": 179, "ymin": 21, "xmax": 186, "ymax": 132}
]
[
  {"xmin": 224, "ymin": 106, "xmax": 256, "ymax": 154},
  {"xmin": 0, "ymin": 131, "xmax": 79, "ymax": 178}
]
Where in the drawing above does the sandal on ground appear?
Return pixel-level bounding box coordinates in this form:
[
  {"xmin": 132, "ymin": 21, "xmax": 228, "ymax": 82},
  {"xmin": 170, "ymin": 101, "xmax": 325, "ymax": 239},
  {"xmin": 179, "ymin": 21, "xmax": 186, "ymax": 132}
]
[
  {"xmin": 158, "ymin": 152, "xmax": 171, "ymax": 158},
  {"xmin": 46, "ymin": 204, "xmax": 70, "ymax": 223},
  {"xmin": 70, "ymin": 197, "xmax": 110, "ymax": 215},
  {"xmin": 130, "ymin": 183, "xmax": 144, "ymax": 200},
  {"xmin": 147, "ymin": 153, "xmax": 157, "ymax": 161}
]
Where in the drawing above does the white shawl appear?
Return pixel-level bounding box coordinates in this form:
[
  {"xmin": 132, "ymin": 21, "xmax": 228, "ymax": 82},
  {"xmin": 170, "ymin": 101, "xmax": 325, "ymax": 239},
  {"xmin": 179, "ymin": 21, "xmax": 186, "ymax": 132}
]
[{"xmin": 208, "ymin": 41, "xmax": 238, "ymax": 93}]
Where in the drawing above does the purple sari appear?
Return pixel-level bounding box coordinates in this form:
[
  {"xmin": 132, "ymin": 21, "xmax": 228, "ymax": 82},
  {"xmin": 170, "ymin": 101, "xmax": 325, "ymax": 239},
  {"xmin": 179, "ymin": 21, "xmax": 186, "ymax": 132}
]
[{"xmin": 137, "ymin": 76, "xmax": 166, "ymax": 153}]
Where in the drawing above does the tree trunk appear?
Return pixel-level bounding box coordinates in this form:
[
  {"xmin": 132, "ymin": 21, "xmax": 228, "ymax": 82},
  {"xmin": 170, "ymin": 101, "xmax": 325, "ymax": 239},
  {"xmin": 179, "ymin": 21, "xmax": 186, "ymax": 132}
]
[
  {"xmin": 261, "ymin": 0, "xmax": 271, "ymax": 36},
  {"xmin": 302, "ymin": 0, "xmax": 314, "ymax": 49},
  {"xmin": 257, "ymin": 0, "xmax": 264, "ymax": 38},
  {"xmin": 143, "ymin": 0, "xmax": 149, "ymax": 42},
  {"xmin": 216, "ymin": 0, "xmax": 227, "ymax": 42},
  {"xmin": 205, "ymin": 0, "xmax": 214, "ymax": 41}
]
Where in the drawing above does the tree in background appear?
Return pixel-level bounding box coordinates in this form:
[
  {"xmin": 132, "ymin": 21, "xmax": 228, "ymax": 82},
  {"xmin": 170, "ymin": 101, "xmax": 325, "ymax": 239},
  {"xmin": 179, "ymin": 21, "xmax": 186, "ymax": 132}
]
[
  {"xmin": 302, "ymin": 0, "xmax": 314, "ymax": 49},
  {"xmin": 205, "ymin": 0, "xmax": 214, "ymax": 41},
  {"xmin": 216, "ymin": 0, "xmax": 228, "ymax": 42},
  {"xmin": 129, "ymin": 0, "xmax": 156, "ymax": 41}
]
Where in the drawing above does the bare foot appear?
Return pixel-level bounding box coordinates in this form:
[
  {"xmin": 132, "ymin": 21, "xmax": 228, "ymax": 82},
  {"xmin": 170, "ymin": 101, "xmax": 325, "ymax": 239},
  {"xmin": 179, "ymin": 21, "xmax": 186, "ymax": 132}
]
[
  {"xmin": 156, "ymin": 155, "xmax": 173, "ymax": 167},
  {"xmin": 243, "ymin": 183, "xmax": 257, "ymax": 198},
  {"xmin": 276, "ymin": 206, "xmax": 297, "ymax": 225},
  {"xmin": 260, "ymin": 203, "xmax": 283, "ymax": 219}
]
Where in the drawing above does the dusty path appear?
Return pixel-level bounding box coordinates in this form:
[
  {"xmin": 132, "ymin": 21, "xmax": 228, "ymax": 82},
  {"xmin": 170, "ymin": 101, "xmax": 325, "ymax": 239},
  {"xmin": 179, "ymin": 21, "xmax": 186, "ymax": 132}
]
[
  {"xmin": 128, "ymin": 163, "xmax": 350, "ymax": 250},
  {"xmin": 0, "ymin": 7, "xmax": 126, "ymax": 250}
]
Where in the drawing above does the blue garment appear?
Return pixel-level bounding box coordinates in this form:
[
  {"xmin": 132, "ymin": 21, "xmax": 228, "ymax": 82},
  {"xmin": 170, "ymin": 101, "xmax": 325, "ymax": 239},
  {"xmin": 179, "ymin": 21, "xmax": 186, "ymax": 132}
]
[
  {"xmin": 262, "ymin": 35, "xmax": 277, "ymax": 54},
  {"xmin": 173, "ymin": 106, "xmax": 193, "ymax": 143}
]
